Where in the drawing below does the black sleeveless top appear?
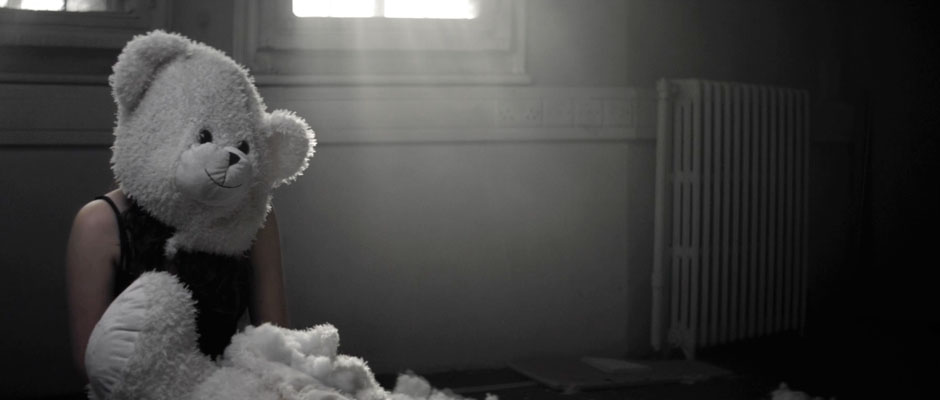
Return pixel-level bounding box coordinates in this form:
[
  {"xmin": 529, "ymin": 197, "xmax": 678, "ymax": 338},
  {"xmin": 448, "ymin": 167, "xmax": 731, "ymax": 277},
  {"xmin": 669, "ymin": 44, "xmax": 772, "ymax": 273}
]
[{"xmin": 96, "ymin": 196, "xmax": 252, "ymax": 359}]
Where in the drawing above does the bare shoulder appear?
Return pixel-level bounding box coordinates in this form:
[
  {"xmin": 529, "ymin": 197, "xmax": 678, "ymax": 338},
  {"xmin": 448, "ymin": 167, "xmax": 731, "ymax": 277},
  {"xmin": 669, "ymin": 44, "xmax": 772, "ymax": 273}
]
[
  {"xmin": 73, "ymin": 188, "xmax": 126, "ymax": 225},
  {"xmin": 103, "ymin": 188, "xmax": 130, "ymax": 212},
  {"xmin": 66, "ymin": 191, "xmax": 123, "ymax": 373},
  {"xmin": 68, "ymin": 190, "xmax": 124, "ymax": 265},
  {"xmin": 73, "ymin": 202, "xmax": 115, "ymax": 234}
]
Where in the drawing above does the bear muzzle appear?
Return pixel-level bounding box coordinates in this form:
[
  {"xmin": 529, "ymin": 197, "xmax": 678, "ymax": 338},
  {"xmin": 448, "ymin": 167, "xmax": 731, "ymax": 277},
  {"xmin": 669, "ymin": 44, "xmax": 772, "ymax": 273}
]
[{"xmin": 175, "ymin": 143, "xmax": 252, "ymax": 206}]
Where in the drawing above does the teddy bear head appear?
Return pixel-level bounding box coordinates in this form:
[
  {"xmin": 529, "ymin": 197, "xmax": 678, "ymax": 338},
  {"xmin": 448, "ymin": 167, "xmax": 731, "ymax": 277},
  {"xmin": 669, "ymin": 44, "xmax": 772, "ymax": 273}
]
[{"xmin": 109, "ymin": 30, "xmax": 315, "ymax": 256}]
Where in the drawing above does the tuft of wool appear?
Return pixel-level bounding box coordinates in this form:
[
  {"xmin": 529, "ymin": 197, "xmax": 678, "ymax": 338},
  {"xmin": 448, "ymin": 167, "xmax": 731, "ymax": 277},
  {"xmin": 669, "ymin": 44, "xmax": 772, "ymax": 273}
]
[
  {"xmin": 391, "ymin": 373, "xmax": 496, "ymax": 400},
  {"xmin": 391, "ymin": 373, "xmax": 432, "ymax": 399},
  {"xmin": 770, "ymin": 383, "xmax": 833, "ymax": 400},
  {"xmin": 87, "ymin": 272, "xmax": 496, "ymax": 400}
]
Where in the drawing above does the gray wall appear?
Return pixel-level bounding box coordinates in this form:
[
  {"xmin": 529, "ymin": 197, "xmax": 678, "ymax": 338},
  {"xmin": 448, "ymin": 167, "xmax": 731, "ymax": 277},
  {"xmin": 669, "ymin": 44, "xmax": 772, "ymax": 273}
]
[
  {"xmin": 845, "ymin": 2, "xmax": 940, "ymax": 320},
  {"xmin": 0, "ymin": 0, "xmax": 865, "ymax": 397}
]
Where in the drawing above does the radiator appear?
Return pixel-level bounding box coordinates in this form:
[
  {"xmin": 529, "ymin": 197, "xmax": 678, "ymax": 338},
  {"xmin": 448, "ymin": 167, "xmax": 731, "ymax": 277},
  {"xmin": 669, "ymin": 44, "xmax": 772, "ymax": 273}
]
[{"xmin": 651, "ymin": 79, "xmax": 810, "ymax": 359}]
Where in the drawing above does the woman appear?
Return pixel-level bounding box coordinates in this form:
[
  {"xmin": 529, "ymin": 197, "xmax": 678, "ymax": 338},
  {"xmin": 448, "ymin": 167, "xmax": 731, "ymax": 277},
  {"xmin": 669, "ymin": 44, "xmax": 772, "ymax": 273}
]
[
  {"xmin": 65, "ymin": 188, "xmax": 289, "ymax": 378},
  {"xmin": 66, "ymin": 30, "xmax": 314, "ymax": 383}
]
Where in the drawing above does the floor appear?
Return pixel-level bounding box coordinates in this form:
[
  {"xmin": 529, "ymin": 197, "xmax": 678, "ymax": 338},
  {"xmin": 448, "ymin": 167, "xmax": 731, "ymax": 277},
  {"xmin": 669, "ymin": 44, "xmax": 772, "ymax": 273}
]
[
  {"xmin": 30, "ymin": 321, "xmax": 937, "ymax": 399},
  {"xmin": 392, "ymin": 326, "xmax": 936, "ymax": 400},
  {"xmin": 385, "ymin": 369, "xmax": 774, "ymax": 400},
  {"xmin": 383, "ymin": 362, "xmax": 775, "ymax": 400}
]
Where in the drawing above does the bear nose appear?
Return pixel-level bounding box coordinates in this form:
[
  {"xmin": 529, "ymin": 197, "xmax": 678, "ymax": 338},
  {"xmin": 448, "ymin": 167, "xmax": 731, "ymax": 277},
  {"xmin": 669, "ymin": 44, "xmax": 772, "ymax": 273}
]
[{"xmin": 228, "ymin": 152, "xmax": 241, "ymax": 166}]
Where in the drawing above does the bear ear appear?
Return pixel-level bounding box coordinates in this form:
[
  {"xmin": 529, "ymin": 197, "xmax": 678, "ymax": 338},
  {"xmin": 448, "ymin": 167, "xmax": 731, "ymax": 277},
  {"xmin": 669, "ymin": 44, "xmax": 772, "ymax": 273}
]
[
  {"xmin": 110, "ymin": 30, "xmax": 190, "ymax": 119},
  {"xmin": 265, "ymin": 110, "xmax": 316, "ymax": 187}
]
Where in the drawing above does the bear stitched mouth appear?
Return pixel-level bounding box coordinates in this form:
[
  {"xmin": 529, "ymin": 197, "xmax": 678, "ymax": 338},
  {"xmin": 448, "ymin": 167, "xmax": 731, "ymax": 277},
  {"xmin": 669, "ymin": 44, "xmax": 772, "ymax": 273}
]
[{"xmin": 205, "ymin": 169, "xmax": 242, "ymax": 189}]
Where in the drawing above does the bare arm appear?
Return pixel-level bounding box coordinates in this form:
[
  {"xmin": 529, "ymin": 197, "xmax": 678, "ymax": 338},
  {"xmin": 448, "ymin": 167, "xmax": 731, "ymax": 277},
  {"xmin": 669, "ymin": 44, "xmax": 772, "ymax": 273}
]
[
  {"xmin": 249, "ymin": 209, "xmax": 290, "ymax": 327},
  {"xmin": 65, "ymin": 199, "xmax": 120, "ymax": 378}
]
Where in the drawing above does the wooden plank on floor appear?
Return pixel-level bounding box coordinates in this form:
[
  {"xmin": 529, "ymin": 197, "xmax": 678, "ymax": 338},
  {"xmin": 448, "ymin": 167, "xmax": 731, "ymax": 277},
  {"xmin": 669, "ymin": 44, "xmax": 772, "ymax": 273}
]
[{"xmin": 509, "ymin": 357, "xmax": 733, "ymax": 392}]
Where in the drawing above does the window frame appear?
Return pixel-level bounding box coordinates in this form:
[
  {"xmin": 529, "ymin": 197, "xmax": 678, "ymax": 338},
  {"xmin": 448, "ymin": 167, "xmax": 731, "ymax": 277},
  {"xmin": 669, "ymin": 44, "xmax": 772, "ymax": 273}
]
[
  {"xmin": 0, "ymin": 0, "xmax": 169, "ymax": 49},
  {"xmin": 234, "ymin": 0, "xmax": 529, "ymax": 85},
  {"xmin": 0, "ymin": 0, "xmax": 170, "ymax": 84}
]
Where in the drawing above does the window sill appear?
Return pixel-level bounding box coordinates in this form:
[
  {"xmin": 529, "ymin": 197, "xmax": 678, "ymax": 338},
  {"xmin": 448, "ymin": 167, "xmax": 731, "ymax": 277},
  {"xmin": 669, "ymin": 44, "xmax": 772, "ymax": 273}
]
[{"xmin": 253, "ymin": 73, "xmax": 531, "ymax": 86}]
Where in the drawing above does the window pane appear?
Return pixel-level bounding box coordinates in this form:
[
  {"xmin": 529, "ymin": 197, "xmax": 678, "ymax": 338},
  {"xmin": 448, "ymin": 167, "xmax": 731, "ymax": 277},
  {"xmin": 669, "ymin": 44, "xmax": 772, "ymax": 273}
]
[
  {"xmin": 292, "ymin": 0, "xmax": 478, "ymax": 19},
  {"xmin": 1, "ymin": 0, "xmax": 115, "ymax": 12},
  {"xmin": 3, "ymin": 0, "xmax": 65, "ymax": 11},
  {"xmin": 293, "ymin": 0, "xmax": 376, "ymax": 18},
  {"xmin": 384, "ymin": 0, "xmax": 478, "ymax": 19},
  {"xmin": 66, "ymin": 0, "xmax": 108, "ymax": 12}
]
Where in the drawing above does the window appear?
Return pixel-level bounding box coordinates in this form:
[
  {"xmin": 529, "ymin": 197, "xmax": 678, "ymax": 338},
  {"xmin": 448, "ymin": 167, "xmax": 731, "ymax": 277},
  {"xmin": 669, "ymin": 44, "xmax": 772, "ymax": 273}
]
[
  {"xmin": 0, "ymin": 1, "xmax": 168, "ymax": 49},
  {"xmin": 0, "ymin": 0, "xmax": 169, "ymax": 83},
  {"xmin": 0, "ymin": 0, "xmax": 115, "ymax": 12},
  {"xmin": 234, "ymin": 0, "xmax": 528, "ymax": 85}
]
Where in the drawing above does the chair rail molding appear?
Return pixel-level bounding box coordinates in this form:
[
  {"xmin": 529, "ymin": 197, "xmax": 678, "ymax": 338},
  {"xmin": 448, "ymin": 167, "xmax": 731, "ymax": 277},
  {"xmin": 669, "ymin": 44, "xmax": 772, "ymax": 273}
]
[{"xmin": 0, "ymin": 84, "xmax": 654, "ymax": 146}]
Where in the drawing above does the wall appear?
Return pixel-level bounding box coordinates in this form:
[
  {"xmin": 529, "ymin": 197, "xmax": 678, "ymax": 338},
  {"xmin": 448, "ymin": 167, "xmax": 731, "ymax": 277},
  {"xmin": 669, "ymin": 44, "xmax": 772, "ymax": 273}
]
[
  {"xmin": 843, "ymin": 1, "xmax": 940, "ymax": 320},
  {"xmin": 258, "ymin": 84, "xmax": 654, "ymax": 374},
  {"xmin": 0, "ymin": 0, "xmax": 856, "ymax": 397},
  {"xmin": 829, "ymin": 3, "xmax": 937, "ymax": 396}
]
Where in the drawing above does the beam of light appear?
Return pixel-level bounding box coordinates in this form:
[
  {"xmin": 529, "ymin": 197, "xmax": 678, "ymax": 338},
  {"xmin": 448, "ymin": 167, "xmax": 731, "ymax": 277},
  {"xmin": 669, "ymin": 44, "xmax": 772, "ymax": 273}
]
[
  {"xmin": 1, "ymin": 0, "xmax": 109, "ymax": 11},
  {"xmin": 12, "ymin": 0, "xmax": 66, "ymax": 11},
  {"xmin": 66, "ymin": 0, "xmax": 108, "ymax": 12},
  {"xmin": 293, "ymin": 0, "xmax": 478, "ymax": 19},
  {"xmin": 293, "ymin": 0, "xmax": 376, "ymax": 18},
  {"xmin": 384, "ymin": 0, "xmax": 478, "ymax": 19}
]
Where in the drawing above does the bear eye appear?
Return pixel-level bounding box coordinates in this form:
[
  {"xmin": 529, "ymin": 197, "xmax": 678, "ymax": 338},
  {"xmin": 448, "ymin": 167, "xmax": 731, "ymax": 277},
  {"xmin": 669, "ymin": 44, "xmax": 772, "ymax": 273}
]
[
  {"xmin": 198, "ymin": 129, "xmax": 213, "ymax": 144},
  {"xmin": 238, "ymin": 140, "xmax": 250, "ymax": 154}
]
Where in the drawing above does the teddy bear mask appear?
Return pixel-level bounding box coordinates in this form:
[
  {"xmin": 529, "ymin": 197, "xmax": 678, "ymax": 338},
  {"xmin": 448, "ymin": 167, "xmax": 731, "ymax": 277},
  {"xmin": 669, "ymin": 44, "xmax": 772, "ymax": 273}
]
[{"xmin": 109, "ymin": 31, "xmax": 315, "ymax": 256}]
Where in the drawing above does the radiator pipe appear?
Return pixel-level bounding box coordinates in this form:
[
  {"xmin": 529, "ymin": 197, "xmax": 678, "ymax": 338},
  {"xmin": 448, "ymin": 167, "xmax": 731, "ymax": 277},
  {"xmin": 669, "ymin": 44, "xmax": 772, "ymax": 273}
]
[{"xmin": 651, "ymin": 79, "xmax": 675, "ymax": 355}]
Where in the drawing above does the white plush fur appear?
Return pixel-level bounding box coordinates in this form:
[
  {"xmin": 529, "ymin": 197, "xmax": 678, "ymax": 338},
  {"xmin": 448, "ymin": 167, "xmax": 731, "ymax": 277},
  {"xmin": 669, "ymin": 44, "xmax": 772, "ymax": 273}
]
[
  {"xmin": 109, "ymin": 30, "xmax": 316, "ymax": 256},
  {"xmin": 87, "ymin": 272, "xmax": 495, "ymax": 400}
]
